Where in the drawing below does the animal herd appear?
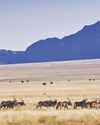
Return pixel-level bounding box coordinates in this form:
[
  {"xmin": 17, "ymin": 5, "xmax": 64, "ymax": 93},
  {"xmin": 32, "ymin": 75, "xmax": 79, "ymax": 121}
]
[
  {"xmin": 1, "ymin": 98, "xmax": 100, "ymax": 110},
  {"xmin": 36, "ymin": 98, "xmax": 100, "ymax": 110},
  {"xmin": 0, "ymin": 98, "xmax": 25, "ymax": 109}
]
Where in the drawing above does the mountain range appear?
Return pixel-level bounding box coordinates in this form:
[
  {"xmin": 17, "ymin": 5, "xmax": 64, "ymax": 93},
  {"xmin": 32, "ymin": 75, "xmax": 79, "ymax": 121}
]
[{"xmin": 1, "ymin": 21, "xmax": 100, "ymax": 64}]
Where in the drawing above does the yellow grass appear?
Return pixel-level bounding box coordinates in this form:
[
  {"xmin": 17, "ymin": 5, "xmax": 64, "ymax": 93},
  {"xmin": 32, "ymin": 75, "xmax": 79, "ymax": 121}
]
[
  {"xmin": 0, "ymin": 59, "xmax": 100, "ymax": 124},
  {"xmin": 0, "ymin": 109, "xmax": 100, "ymax": 125}
]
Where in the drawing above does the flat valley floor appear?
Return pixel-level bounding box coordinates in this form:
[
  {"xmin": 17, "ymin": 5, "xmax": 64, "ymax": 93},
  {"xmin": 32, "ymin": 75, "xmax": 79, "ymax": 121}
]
[{"xmin": 0, "ymin": 59, "xmax": 100, "ymax": 125}]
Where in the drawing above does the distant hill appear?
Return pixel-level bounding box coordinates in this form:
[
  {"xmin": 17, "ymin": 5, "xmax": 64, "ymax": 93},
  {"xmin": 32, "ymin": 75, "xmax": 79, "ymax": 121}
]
[{"xmin": 1, "ymin": 21, "xmax": 100, "ymax": 64}]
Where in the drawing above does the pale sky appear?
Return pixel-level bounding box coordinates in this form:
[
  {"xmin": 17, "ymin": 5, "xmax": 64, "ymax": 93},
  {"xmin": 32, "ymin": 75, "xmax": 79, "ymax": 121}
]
[{"xmin": 0, "ymin": 0, "xmax": 100, "ymax": 50}]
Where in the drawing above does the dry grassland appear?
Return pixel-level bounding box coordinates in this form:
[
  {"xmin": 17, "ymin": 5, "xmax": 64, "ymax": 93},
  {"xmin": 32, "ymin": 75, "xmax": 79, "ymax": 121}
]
[{"xmin": 0, "ymin": 59, "xmax": 100, "ymax": 125}]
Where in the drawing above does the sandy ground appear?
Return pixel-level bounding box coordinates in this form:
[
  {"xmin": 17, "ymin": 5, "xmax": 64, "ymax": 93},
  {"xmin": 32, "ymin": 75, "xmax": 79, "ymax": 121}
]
[
  {"xmin": 0, "ymin": 59, "xmax": 100, "ymax": 83},
  {"xmin": 0, "ymin": 59, "xmax": 99, "ymax": 101},
  {"xmin": 0, "ymin": 59, "xmax": 99, "ymax": 124}
]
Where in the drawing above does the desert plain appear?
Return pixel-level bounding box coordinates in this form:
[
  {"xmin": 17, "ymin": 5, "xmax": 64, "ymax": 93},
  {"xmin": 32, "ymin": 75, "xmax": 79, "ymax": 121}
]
[{"xmin": 0, "ymin": 59, "xmax": 100, "ymax": 125}]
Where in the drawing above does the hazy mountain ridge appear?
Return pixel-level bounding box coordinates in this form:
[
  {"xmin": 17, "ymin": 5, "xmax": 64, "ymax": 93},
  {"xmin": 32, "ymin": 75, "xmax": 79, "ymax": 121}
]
[{"xmin": 1, "ymin": 21, "xmax": 100, "ymax": 64}]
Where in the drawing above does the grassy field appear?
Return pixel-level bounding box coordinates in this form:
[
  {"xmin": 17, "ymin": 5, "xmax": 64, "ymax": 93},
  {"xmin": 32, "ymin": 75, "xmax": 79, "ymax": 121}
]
[{"xmin": 0, "ymin": 59, "xmax": 100, "ymax": 125}]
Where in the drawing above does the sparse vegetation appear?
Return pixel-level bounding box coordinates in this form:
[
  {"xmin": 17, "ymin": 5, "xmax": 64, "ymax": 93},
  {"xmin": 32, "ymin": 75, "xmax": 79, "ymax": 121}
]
[
  {"xmin": 21, "ymin": 80, "xmax": 24, "ymax": 83},
  {"xmin": 0, "ymin": 60, "xmax": 99, "ymax": 124},
  {"xmin": 43, "ymin": 82, "xmax": 46, "ymax": 86},
  {"xmin": 50, "ymin": 82, "xmax": 53, "ymax": 84}
]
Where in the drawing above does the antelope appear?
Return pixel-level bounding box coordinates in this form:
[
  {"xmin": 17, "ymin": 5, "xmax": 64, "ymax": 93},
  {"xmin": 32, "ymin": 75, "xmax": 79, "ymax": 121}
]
[
  {"xmin": 74, "ymin": 99, "xmax": 87, "ymax": 109},
  {"xmin": 0, "ymin": 98, "xmax": 17, "ymax": 109},
  {"xmin": 56, "ymin": 98, "xmax": 72, "ymax": 110},
  {"xmin": 0, "ymin": 101, "xmax": 7, "ymax": 109},
  {"xmin": 93, "ymin": 98, "xmax": 100, "ymax": 109},
  {"xmin": 85, "ymin": 99, "xmax": 97, "ymax": 108},
  {"xmin": 15, "ymin": 99, "xmax": 25, "ymax": 107},
  {"xmin": 36, "ymin": 99, "xmax": 57, "ymax": 109}
]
